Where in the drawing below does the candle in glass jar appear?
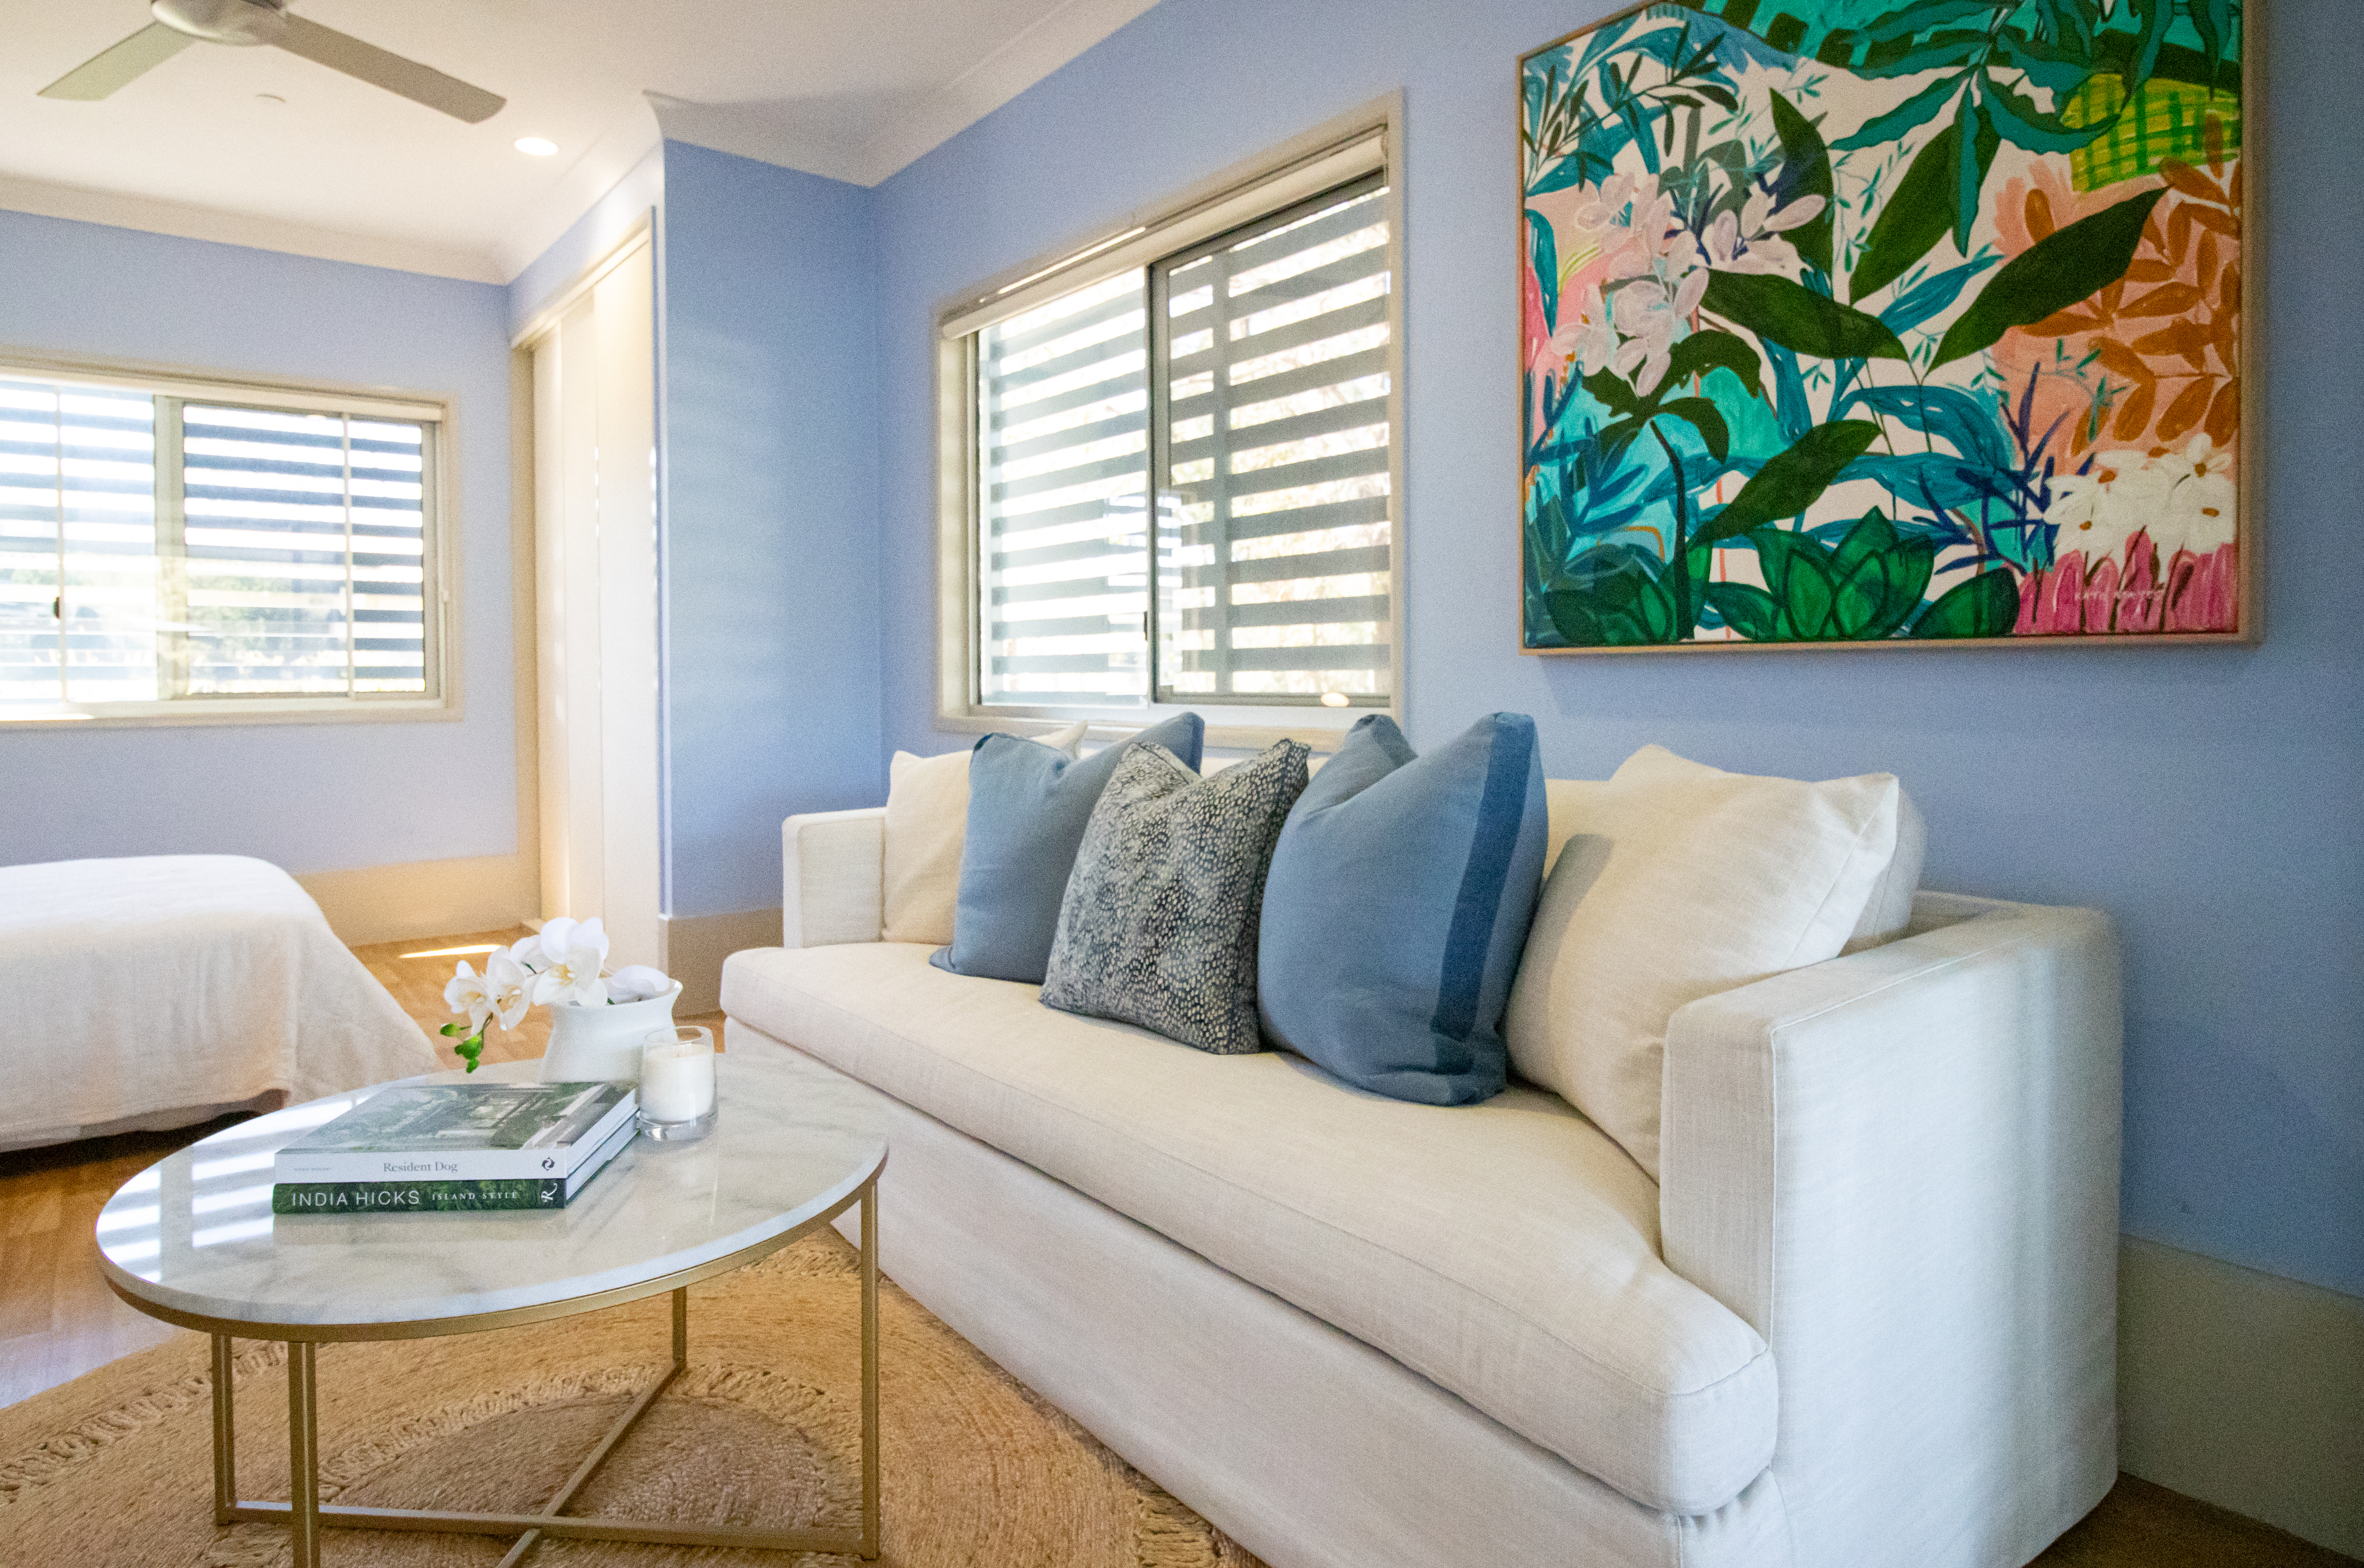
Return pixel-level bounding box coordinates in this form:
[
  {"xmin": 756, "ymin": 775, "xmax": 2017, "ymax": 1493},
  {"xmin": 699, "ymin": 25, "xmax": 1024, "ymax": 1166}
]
[{"xmin": 640, "ymin": 1033, "xmax": 715, "ymax": 1123}]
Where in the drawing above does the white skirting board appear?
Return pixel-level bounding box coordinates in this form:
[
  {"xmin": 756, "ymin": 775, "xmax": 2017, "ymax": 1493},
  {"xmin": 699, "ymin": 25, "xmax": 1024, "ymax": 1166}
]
[
  {"xmin": 2117, "ymin": 1235, "xmax": 2364, "ymax": 1558},
  {"xmin": 295, "ymin": 852, "xmax": 536, "ymax": 946}
]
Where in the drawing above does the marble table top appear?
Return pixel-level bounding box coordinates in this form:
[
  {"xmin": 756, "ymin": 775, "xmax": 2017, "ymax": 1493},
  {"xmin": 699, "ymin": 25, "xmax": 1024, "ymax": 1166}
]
[{"xmin": 95, "ymin": 1046, "xmax": 887, "ymax": 1338}]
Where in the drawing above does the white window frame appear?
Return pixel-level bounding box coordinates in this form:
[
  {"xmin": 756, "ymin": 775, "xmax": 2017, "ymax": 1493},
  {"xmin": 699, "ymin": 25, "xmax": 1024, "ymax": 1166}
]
[
  {"xmin": 935, "ymin": 95, "xmax": 1406, "ymax": 751},
  {"xmin": 0, "ymin": 348, "xmax": 457, "ymax": 730}
]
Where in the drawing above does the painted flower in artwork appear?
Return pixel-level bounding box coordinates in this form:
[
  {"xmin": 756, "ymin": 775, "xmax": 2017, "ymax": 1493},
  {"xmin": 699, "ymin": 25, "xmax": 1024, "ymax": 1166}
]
[
  {"xmin": 2045, "ymin": 450, "xmax": 2175, "ymax": 566},
  {"xmin": 2157, "ymin": 436, "xmax": 2238, "ymax": 558},
  {"xmin": 1700, "ymin": 188, "xmax": 1825, "ymax": 278}
]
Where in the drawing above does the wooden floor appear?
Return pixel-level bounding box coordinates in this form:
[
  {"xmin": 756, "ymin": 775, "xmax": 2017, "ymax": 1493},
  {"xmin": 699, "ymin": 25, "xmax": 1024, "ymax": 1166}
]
[{"xmin": 0, "ymin": 929, "xmax": 2349, "ymax": 1566}]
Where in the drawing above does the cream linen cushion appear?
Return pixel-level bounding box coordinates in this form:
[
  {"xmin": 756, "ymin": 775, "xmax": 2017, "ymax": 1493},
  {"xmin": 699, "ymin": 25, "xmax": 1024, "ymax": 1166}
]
[
  {"xmin": 882, "ymin": 722, "xmax": 1085, "ymax": 945},
  {"xmin": 1505, "ymin": 745, "xmax": 1910, "ymax": 1180}
]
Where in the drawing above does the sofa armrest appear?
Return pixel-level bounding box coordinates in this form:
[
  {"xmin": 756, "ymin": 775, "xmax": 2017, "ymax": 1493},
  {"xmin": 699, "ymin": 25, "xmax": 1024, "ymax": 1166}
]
[
  {"xmin": 1660, "ymin": 892, "xmax": 2122, "ymax": 1565},
  {"xmin": 781, "ymin": 808, "xmax": 887, "ymax": 948}
]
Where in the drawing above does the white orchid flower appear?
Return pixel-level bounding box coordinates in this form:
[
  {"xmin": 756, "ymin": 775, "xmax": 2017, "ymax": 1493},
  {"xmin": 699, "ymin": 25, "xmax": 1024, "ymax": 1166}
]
[
  {"xmin": 608, "ymin": 964, "xmax": 674, "ymax": 1003},
  {"xmin": 538, "ymin": 916, "xmax": 607, "ymax": 969},
  {"xmin": 508, "ymin": 934, "xmax": 544, "ymax": 973},
  {"xmin": 526, "ymin": 917, "xmax": 613, "ymax": 1008},
  {"xmin": 485, "ymin": 950, "xmax": 533, "ymax": 1030},
  {"xmin": 443, "ymin": 961, "xmax": 495, "ymax": 1034},
  {"xmin": 535, "ymin": 916, "xmax": 583, "ymax": 966}
]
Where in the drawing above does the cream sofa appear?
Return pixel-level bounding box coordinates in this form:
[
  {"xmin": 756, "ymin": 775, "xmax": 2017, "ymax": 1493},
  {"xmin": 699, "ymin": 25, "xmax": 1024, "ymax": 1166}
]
[{"xmin": 719, "ymin": 802, "xmax": 2124, "ymax": 1568}]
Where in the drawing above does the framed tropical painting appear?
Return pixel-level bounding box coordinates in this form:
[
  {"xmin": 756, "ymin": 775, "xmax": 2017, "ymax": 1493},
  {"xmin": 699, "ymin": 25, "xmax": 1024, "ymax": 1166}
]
[{"xmin": 1519, "ymin": 0, "xmax": 2253, "ymax": 651}]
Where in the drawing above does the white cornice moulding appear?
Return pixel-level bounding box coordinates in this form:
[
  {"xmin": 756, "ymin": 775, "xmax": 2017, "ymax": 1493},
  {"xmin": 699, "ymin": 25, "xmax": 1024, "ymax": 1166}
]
[
  {"xmin": 851, "ymin": 0, "xmax": 1164, "ymax": 186},
  {"xmin": 646, "ymin": 94, "xmax": 873, "ymax": 188},
  {"xmin": 0, "ymin": 173, "xmax": 501, "ymax": 284}
]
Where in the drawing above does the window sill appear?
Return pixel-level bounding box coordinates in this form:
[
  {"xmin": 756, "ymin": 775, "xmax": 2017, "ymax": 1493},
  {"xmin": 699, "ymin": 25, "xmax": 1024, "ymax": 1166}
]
[{"xmin": 0, "ymin": 696, "xmax": 458, "ymax": 732}]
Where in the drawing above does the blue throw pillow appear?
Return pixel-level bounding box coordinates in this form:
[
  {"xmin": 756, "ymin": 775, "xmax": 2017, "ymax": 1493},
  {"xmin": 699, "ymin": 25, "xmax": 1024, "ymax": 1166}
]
[
  {"xmin": 1257, "ymin": 713, "xmax": 1547, "ymax": 1105},
  {"xmin": 935, "ymin": 711, "xmax": 1205, "ymax": 983}
]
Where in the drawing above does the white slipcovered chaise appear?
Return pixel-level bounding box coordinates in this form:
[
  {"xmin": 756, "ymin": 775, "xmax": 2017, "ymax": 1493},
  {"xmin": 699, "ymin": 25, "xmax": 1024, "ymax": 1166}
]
[
  {"xmin": 0, "ymin": 855, "xmax": 438, "ymax": 1151},
  {"xmin": 721, "ymin": 804, "xmax": 2124, "ymax": 1568}
]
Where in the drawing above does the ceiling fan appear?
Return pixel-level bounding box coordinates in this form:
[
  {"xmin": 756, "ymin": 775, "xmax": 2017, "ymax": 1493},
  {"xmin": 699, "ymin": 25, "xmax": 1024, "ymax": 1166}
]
[{"xmin": 38, "ymin": 0, "xmax": 505, "ymax": 123}]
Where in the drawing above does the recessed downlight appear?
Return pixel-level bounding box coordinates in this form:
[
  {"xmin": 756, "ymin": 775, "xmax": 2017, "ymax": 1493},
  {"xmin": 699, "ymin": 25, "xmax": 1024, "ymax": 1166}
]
[{"xmin": 514, "ymin": 137, "xmax": 558, "ymax": 157}]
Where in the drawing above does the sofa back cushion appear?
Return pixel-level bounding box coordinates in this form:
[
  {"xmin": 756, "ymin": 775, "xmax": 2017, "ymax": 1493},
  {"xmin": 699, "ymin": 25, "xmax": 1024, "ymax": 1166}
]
[
  {"xmin": 936, "ymin": 711, "xmax": 1204, "ymax": 983},
  {"xmin": 883, "ymin": 722, "xmax": 1086, "ymax": 946},
  {"xmin": 1257, "ymin": 713, "xmax": 1548, "ymax": 1105},
  {"xmin": 1506, "ymin": 745, "xmax": 1907, "ymax": 1179},
  {"xmin": 1042, "ymin": 739, "xmax": 1309, "ymax": 1054},
  {"xmin": 1539, "ymin": 775, "xmax": 1926, "ymax": 954}
]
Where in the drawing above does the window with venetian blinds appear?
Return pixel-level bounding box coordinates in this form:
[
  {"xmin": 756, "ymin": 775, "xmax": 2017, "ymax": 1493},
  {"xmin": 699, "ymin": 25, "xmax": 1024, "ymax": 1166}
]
[
  {"xmin": 0, "ymin": 366, "xmax": 440, "ymax": 718},
  {"xmin": 968, "ymin": 148, "xmax": 1396, "ymax": 713}
]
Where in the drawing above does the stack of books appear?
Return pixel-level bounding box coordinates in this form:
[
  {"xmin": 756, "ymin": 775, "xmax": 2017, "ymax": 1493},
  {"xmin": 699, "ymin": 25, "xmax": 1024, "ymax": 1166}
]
[{"xmin": 272, "ymin": 1081, "xmax": 639, "ymax": 1213}]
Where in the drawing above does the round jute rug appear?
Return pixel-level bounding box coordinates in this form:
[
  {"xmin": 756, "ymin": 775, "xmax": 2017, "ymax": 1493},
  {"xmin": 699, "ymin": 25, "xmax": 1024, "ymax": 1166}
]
[{"xmin": 0, "ymin": 1233, "xmax": 1265, "ymax": 1568}]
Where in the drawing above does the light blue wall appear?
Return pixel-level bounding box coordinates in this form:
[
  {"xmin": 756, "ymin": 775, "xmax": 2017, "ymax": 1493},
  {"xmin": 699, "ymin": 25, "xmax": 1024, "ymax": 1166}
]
[
  {"xmin": 0, "ymin": 209, "xmax": 517, "ymax": 874},
  {"xmin": 871, "ymin": 0, "xmax": 2364, "ymax": 1297},
  {"xmin": 660, "ymin": 141, "xmax": 882, "ymax": 918}
]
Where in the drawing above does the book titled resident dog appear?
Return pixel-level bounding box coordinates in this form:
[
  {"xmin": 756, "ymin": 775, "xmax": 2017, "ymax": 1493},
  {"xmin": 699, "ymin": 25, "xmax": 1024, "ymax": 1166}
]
[{"xmin": 272, "ymin": 1081, "xmax": 638, "ymax": 1187}]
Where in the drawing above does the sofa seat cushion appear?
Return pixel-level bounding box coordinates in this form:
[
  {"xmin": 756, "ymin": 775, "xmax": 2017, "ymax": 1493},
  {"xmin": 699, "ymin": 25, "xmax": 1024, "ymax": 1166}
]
[{"xmin": 721, "ymin": 942, "xmax": 1777, "ymax": 1515}]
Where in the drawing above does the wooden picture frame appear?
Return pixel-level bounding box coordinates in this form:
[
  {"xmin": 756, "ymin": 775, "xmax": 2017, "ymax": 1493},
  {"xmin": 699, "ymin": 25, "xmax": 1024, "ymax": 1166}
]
[{"xmin": 1519, "ymin": 0, "xmax": 2258, "ymax": 653}]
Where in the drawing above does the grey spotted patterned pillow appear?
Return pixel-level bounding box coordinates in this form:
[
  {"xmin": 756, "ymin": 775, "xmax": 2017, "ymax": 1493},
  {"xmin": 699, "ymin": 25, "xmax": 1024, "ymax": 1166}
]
[{"xmin": 1040, "ymin": 739, "xmax": 1311, "ymax": 1054}]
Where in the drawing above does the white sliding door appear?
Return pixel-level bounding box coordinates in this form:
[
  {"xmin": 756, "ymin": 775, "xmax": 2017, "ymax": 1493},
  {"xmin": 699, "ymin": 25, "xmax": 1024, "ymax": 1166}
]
[{"xmin": 527, "ymin": 237, "xmax": 661, "ymax": 972}]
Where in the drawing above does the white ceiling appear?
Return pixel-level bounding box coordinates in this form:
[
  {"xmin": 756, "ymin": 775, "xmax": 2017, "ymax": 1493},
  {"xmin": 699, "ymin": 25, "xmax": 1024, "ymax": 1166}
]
[{"xmin": 0, "ymin": 0, "xmax": 1160, "ymax": 284}]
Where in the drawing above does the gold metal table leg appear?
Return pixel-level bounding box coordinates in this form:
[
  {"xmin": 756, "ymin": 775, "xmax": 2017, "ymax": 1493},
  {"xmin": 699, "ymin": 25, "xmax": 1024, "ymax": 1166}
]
[
  {"xmin": 210, "ymin": 1335, "xmax": 237, "ymax": 1527},
  {"xmin": 286, "ymin": 1341, "xmax": 322, "ymax": 1568},
  {"xmin": 861, "ymin": 1187, "xmax": 881, "ymax": 1559}
]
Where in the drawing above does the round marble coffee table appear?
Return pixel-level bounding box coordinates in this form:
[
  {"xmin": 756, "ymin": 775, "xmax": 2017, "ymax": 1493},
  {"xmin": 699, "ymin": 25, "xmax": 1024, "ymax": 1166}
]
[{"xmin": 94, "ymin": 1047, "xmax": 888, "ymax": 1568}]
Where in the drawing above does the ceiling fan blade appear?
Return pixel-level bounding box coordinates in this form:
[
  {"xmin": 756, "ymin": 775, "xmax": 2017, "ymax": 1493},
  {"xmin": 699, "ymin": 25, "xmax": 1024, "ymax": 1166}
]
[
  {"xmin": 272, "ymin": 15, "xmax": 505, "ymax": 123},
  {"xmin": 38, "ymin": 22, "xmax": 196, "ymax": 101}
]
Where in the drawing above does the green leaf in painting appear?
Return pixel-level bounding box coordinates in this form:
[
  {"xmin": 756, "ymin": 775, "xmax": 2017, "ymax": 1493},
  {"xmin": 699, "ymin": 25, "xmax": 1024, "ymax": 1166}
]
[
  {"xmin": 1702, "ymin": 272, "xmax": 1909, "ymax": 363},
  {"xmin": 1911, "ymin": 570, "xmax": 2022, "ymax": 638},
  {"xmin": 1663, "ymin": 329, "xmax": 1765, "ymax": 400},
  {"xmin": 1703, "ymin": 581, "xmax": 1781, "ymax": 641},
  {"xmin": 1828, "ymin": 509, "xmax": 1934, "ymax": 638},
  {"xmin": 2190, "ymin": 0, "xmax": 2232, "ymax": 81},
  {"xmin": 1781, "ymin": 544, "xmax": 1840, "ymax": 638},
  {"xmin": 1831, "ymin": 505, "xmax": 1899, "ymax": 578},
  {"xmin": 1767, "ymin": 91, "xmax": 1835, "ymax": 277},
  {"xmin": 1657, "ymin": 397, "xmax": 1731, "ymax": 463},
  {"xmin": 1978, "ymin": 76, "xmax": 2110, "ymax": 157},
  {"xmin": 1830, "ymin": 72, "xmax": 1963, "ymax": 152},
  {"xmin": 1859, "ymin": 0, "xmax": 1994, "ymax": 44},
  {"xmin": 1950, "ymin": 94, "xmax": 1985, "ymax": 258},
  {"xmin": 1694, "ymin": 421, "xmax": 1883, "ymax": 546},
  {"xmin": 1582, "ymin": 369, "xmax": 1643, "ymax": 417},
  {"xmin": 1848, "ymin": 112, "xmax": 1998, "ymax": 302},
  {"xmin": 1546, "ymin": 569, "xmax": 1681, "ymax": 646},
  {"xmin": 2126, "ymin": 0, "xmax": 2173, "ymax": 99},
  {"xmin": 1932, "ymin": 188, "xmax": 2168, "ymax": 366},
  {"xmin": 1526, "ymin": 209, "xmax": 1559, "ymax": 334}
]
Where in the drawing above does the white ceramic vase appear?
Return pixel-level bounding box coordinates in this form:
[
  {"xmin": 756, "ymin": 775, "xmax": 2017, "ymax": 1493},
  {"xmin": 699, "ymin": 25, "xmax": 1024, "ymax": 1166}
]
[{"xmin": 537, "ymin": 983, "xmax": 684, "ymax": 1083}]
